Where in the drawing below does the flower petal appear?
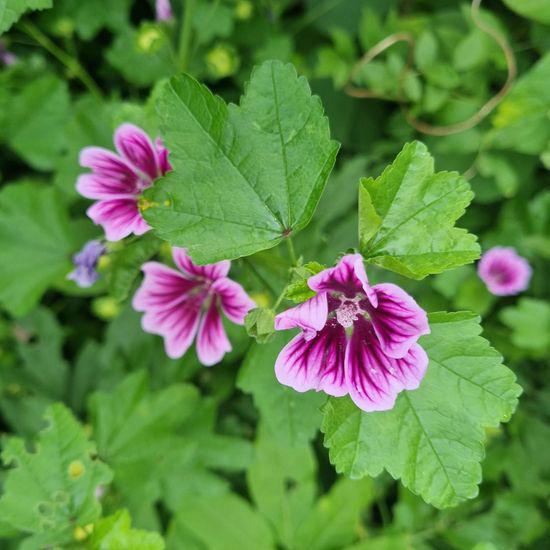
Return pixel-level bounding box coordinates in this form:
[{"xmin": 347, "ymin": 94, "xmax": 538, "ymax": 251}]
[
  {"xmin": 211, "ymin": 277, "xmax": 255, "ymax": 324},
  {"xmin": 368, "ymin": 283, "xmax": 430, "ymax": 358},
  {"xmin": 345, "ymin": 317, "xmax": 428, "ymax": 412},
  {"xmin": 308, "ymin": 254, "xmax": 377, "ymax": 305},
  {"xmin": 141, "ymin": 294, "xmax": 204, "ymax": 359},
  {"xmin": 172, "ymin": 247, "xmax": 230, "ymax": 281},
  {"xmin": 155, "ymin": 137, "xmax": 172, "ymax": 175},
  {"xmin": 87, "ymin": 199, "xmax": 150, "ymax": 241},
  {"xmin": 275, "ymin": 320, "xmax": 347, "ymax": 396},
  {"xmin": 274, "ymin": 293, "xmax": 328, "ymax": 338},
  {"xmin": 133, "ymin": 262, "xmax": 200, "ymax": 311},
  {"xmin": 79, "ymin": 147, "xmax": 142, "ymax": 195},
  {"xmin": 196, "ymin": 299, "xmax": 232, "ymax": 366},
  {"xmin": 114, "ymin": 123, "xmax": 159, "ymax": 180}
]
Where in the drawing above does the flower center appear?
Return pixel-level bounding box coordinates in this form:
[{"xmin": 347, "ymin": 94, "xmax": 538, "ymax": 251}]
[{"xmin": 335, "ymin": 297, "xmax": 362, "ymax": 328}]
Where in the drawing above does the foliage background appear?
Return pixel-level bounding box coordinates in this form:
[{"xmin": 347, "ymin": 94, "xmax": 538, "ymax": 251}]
[{"xmin": 0, "ymin": 0, "xmax": 549, "ymax": 549}]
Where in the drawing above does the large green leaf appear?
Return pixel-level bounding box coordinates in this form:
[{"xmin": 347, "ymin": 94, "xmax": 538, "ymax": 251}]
[
  {"xmin": 238, "ymin": 332, "xmax": 326, "ymax": 447},
  {"xmin": 0, "ymin": 183, "xmax": 77, "ymax": 316},
  {"xmin": 321, "ymin": 312, "xmax": 521, "ymax": 508},
  {"xmin": 490, "ymin": 53, "xmax": 550, "ymax": 155},
  {"xmin": 0, "ymin": 404, "xmax": 112, "ymax": 549},
  {"xmin": 2, "ymin": 75, "xmax": 70, "ymax": 170},
  {"xmin": 500, "ymin": 298, "xmax": 550, "ymax": 356},
  {"xmin": 359, "ymin": 141, "xmax": 480, "ymax": 279},
  {"xmin": 88, "ymin": 372, "xmax": 200, "ymax": 513},
  {"xmin": 0, "ymin": 0, "xmax": 51, "ymax": 34},
  {"xmin": 143, "ymin": 60, "xmax": 339, "ymax": 263}
]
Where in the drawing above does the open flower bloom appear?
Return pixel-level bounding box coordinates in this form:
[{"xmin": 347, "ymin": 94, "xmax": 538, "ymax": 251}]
[
  {"xmin": 274, "ymin": 254, "xmax": 430, "ymax": 412},
  {"xmin": 478, "ymin": 247, "xmax": 532, "ymax": 296},
  {"xmin": 67, "ymin": 239, "xmax": 106, "ymax": 288},
  {"xmin": 133, "ymin": 247, "xmax": 255, "ymax": 365},
  {"xmin": 156, "ymin": 0, "xmax": 173, "ymax": 21},
  {"xmin": 77, "ymin": 123, "xmax": 171, "ymax": 241}
]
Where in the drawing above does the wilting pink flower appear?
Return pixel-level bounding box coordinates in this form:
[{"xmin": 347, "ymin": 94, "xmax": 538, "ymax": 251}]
[
  {"xmin": 133, "ymin": 247, "xmax": 255, "ymax": 365},
  {"xmin": 77, "ymin": 123, "xmax": 171, "ymax": 241},
  {"xmin": 274, "ymin": 254, "xmax": 430, "ymax": 412},
  {"xmin": 156, "ymin": 0, "xmax": 173, "ymax": 21},
  {"xmin": 67, "ymin": 239, "xmax": 106, "ymax": 288},
  {"xmin": 478, "ymin": 247, "xmax": 531, "ymax": 296}
]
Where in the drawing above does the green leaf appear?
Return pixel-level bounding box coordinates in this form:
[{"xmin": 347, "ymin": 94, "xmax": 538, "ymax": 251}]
[
  {"xmin": 106, "ymin": 23, "xmax": 176, "ymax": 88},
  {"xmin": 490, "ymin": 53, "xmax": 550, "ymax": 155},
  {"xmin": 500, "ymin": 298, "xmax": 550, "ymax": 355},
  {"xmin": 50, "ymin": 0, "xmax": 131, "ymax": 40},
  {"xmin": 168, "ymin": 494, "xmax": 275, "ymax": 550},
  {"xmin": 502, "ymin": 0, "xmax": 550, "ymax": 24},
  {"xmin": 0, "ymin": 183, "xmax": 77, "ymax": 316},
  {"xmin": 0, "ymin": 308, "xmax": 70, "ymax": 436},
  {"xmin": 359, "ymin": 141, "xmax": 480, "ymax": 279},
  {"xmin": 247, "ymin": 429, "xmax": 317, "ymax": 548},
  {"xmin": 2, "ymin": 75, "xmax": 70, "ymax": 170},
  {"xmin": 245, "ymin": 307, "xmax": 276, "ymax": 343},
  {"xmin": 0, "ymin": 404, "xmax": 112, "ymax": 548},
  {"xmin": 285, "ymin": 262, "xmax": 325, "ymax": 303},
  {"xmin": 0, "ymin": 0, "xmax": 52, "ymax": 34},
  {"xmin": 89, "ymin": 509, "xmax": 164, "ymax": 550},
  {"xmin": 238, "ymin": 332, "xmax": 326, "ymax": 447},
  {"xmin": 88, "ymin": 372, "xmax": 200, "ymax": 512},
  {"xmin": 321, "ymin": 312, "xmax": 521, "ymax": 508},
  {"xmin": 295, "ymin": 477, "xmax": 375, "ymax": 550},
  {"xmin": 143, "ymin": 60, "xmax": 339, "ymax": 263},
  {"xmin": 107, "ymin": 234, "xmax": 162, "ymax": 301}
]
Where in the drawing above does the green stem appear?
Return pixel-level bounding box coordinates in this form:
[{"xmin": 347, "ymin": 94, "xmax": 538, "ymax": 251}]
[
  {"xmin": 286, "ymin": 236, "xmax": 298, "ymax": 266},
  {"xmin": 178, "ymin": 0, "xmax": 196, "ymax": 71},
  {"xmin": 19, "ymin": 21, "xmax": 103, "ymax": 101}
]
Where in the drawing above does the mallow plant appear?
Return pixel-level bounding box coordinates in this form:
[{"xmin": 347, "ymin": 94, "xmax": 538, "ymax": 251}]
[
  {"xmin": 3, "ymin": 1, "xmax": 545, "ymax": 543},
  {"xmin": 67, "ymin": 59, "xmax": 520, "ymax": 511}
]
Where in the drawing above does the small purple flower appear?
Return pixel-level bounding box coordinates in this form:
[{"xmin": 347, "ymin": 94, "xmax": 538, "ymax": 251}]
[
  {"xmin": 274, "ymin": 254, "xmax": 430, "ymax": 412},
  {"xmin": 156, "ymin": 0, "xmax": 173, "ymax": 21},
  {"xmin": 478, "ymin": 247, "xmax": 532, "ymax": 296},
  {"xmin": 77, "ymin": 123, "xmax": 171, "ymax": 242},
  {"xmin": 0, "ymin": 41, "xmax": 17, "ymax": 66},
  {"xmin": 133, "ymin": 247, "xmax": 255, "ymax": 365},
  {"xmin": 67, "ymin": 240, "xmax": 106, "ymax": 288}
]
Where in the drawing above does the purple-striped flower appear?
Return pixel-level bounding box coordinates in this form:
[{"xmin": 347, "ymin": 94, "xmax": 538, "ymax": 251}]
[
  {"xmin": 274, "ymin": 254, "xmax": 430, "ymax": 412},
  {"xmin": 67, "ymin": 240, "xmax": 106, "ymax": 288},
  {"xmin": 133, "ymin": 247, "xmax": 255, "ymax": 365},
  {"xmin": 156, "ymin": 0, "xmax": 173, "ymax": 21},
  {"xmin": 478, "ymin": 247, "xmax": 532, "ymax": 296},
  {"xmin": 77, "ymin": 123, "xmax": 171, "ymax": 242}
]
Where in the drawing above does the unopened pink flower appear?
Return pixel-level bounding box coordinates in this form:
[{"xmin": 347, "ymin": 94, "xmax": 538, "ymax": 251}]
[
  {"xmin": 77, "ymin": 123, "xmax": 171, "ymax": 241},
  {"xmin": 133, "ymin": 247, "xmax": 255, "ymax": 365},
  {"xmin": 274, "ymin": 254, "xmax": 430, "ymax": 412},
  {"xmin": 156, "ymin": 0, "xmax": 173, "ymax": 21},
  {"xmin": 0, "ymin": 41, "xmax": 17, "ymax": 66},
  {"xmin": 478, "ymin": 247, "xmax": 531, "ymax": 296}
]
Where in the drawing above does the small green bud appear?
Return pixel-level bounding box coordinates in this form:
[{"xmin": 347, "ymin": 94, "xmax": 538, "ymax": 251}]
[{"xmin": 245, "ymin": 307, "xmax": 275, "ymax": 343}]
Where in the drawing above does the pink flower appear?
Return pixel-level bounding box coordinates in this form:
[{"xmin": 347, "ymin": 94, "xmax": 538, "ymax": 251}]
[
  {"xmin": 77, "ymin": 123, "xmax": 171, "ymax": 241},
  {"xmin": 156, "ymin": 0, "xmax": 173, "ymax": 21},
  {"xmin": 478, "ymin": 247, "xmax": 532, "ymax": 296},
  {"xmin": 133, "ymin": 247, "xmax": 255, "ymax": 365},
  {"xmin": 274, "ymin": 254, "xmax": 430, "ymax": 412}
]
